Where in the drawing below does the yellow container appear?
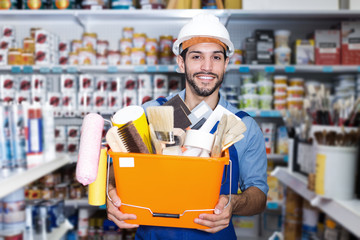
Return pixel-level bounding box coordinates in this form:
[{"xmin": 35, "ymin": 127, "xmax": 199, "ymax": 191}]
[
  {"xmin": 88, "ymin": 148, "xmax": 107, "ymax": 206},
  {"xmin": 111, "ymin": 106, "xmax": 152, "ymax": 153},
  {"xmin": 8, "ymin": 48, "xmax": 22, "ymax": 65},
  {"xmin": 225, "ymin": 0, "xmax": 242, "ymax": 9}
]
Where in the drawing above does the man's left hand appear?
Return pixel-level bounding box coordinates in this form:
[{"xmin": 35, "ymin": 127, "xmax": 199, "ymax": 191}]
[{"xmin": 194, "ymin": 195, "xmax": 232, "ymax": 233}]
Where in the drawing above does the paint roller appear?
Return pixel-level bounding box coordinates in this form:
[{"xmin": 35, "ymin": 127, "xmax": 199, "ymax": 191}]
[{"xmin": 76, "ymin": 113, "xmax": 104, "ymax": 186}]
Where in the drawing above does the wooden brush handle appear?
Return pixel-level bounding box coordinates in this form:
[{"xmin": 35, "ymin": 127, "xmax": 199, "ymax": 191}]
[
  {"xmin": 216, "ymin": 0, "xmax": 224, "ymax": 9},
  {"xmin": 191, "ymin": 0, "xmax": 201, "ymax": 8},
  {"xmin": 167, "ymin": 0, "xmax": 177, "ymax": 9}
]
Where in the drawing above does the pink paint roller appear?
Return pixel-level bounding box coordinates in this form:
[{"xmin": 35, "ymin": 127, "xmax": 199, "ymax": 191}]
[{"xmin": 76, "ymin": 113, "xmax": 104, "ymax": 186}]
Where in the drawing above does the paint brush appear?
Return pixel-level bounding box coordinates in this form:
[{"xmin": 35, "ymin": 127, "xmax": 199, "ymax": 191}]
[
  {"xmin": 146, "ymin": 106, "xmax": 175, "ymax": 144},
  {"xmin": 117, "ymin": 121, "xmax": 150, "ymax": 153},
  {"xmin": 211, "ymin": 114, "xmax": 227, "ymax": 158},
  {"xmin": 105, "ymin": 126, "xmax": 128, "ymax": 152}
]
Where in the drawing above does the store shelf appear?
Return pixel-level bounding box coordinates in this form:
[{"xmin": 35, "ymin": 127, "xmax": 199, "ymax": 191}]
[
  {"xmin": 47, "ymin": 219, "xmax": 73, "ymax": 239},
  {"xmin": 227, "ymin": 64, "xmax": 360, "ymax": 73},
  {"xmin": 0, "ymin": 155, "xmax": 71, "ymax": 198},
  {"xmin": 267, "ymin": 200, "xmax": 283, "ymax": 210},
  {"xmin": 267, "ymin": 154, "xmax": 288, "ymax": 162},
  {"xmin": 2, "ymin": 64, "xmax": 360, "ymax": 74},
  {"xmin": 2, "ymin": 9, "xmax": 360, "ymax": 22},
  {"xmin": 245, "ymin": 110, "xmax": 283, "ymax": 118},
  {"xmin": 65, "ymin": 199, "xmax": 90, "ymax": 208},
  {"xmin": 272, "ymin": 167, "xmax": 360, "ymax": 238},
  {"xmin": 0, "ymin": 65, "xmax": 179, "ymax": 74}
]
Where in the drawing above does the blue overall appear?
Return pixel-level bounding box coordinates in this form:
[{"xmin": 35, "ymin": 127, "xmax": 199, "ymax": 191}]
[{"xmin": 135, "ymin": 96, "xmax": 250, "ymax": 240}]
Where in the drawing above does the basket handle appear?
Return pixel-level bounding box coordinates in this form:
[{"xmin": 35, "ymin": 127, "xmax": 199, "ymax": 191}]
[{"xmin": 153, "ymin": 213, "xmax": 180, "ymax": 218}]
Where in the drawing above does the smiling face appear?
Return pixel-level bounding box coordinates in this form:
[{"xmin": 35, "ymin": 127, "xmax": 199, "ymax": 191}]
[{"xmin": 177, "ymin": 42, "xmax": 229, "ymax": 98}]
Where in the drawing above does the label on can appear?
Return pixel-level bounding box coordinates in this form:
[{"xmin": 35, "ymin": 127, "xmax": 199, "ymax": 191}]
[
  {"xmin": 123, "ymin": 75, "xmax": 137, "ymax": 90},
  {"xmin": 0, "ymin": 0, "xmax": 11, "ymax": 9},
  {"xmin": 61, "ymin": 74, "xmax": 77, "ymax": 92},
  {"xmin": 153, "ymin": 74, "xmax": 168, "ymax": 91},
  {"xmin": 123, "ymin": 90, "xmax": 137, "ymax": 106},
  {"xmin": 26, "ymin": 0, "xmax": 42, "ymax": 9},
  {"xmin": 79, "ymin": 74, "xmax": 94, "ymax": 92},
  {"xmin": 55, "ymin": 0, "xmax": 70, "ymax": 9},
  {"xmin": 137, "ymin": 74, "xmax": 152, "ymax": 90}
]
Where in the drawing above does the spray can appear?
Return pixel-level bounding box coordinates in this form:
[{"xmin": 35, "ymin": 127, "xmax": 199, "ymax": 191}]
[
  {"xmin": 27, "ymin": 104, "xmax": 43, "ymax": 154},
  {"xmin": 10, "ymin": 103, "xmax": 27, "ymax": 170},
  {"xmin": 2, "ymin": 103, "xmax": 14, "ymax": 171}
]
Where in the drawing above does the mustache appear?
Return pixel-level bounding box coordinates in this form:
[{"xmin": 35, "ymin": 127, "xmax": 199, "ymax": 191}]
[{"xmin": 193, "ymin": 72, "xmax": 219, "ymax": 78}]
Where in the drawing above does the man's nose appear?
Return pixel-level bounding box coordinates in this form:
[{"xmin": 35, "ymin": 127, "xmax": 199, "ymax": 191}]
[{"xmin": 200, "ymin": 58, "xmax": 213, "ymax": 72}]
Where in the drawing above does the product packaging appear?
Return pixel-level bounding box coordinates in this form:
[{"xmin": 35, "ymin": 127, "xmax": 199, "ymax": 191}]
[
  {"xmin": 315, "ymin": 30, "xmax": 341, "ymax": 65},
  {"xmin": 255, "ymin": 30, "xmax": 274, "ymax": 64},
  {"xmin": 295, "ymin": 39, "xmax": 315, "ymax": 65},
  {"xmin": 341, "ymin": 21, "xmax": 360, "ymax": 65}
]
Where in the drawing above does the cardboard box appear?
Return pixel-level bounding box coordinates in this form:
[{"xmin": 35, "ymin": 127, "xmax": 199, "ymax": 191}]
[
  {"xmin": 341, "ymin": 21, "xmax": 360, "ymax": 65},
  {"xmin": 255, "ymin": 30, "xmax": 274, "ymax": 64},
  {"xmin": 243, "ymin": 0, "xmax": 339, "ymax": 10},
  {"xmin": 315, "ymin": 30, "xmax": 341, "ymax": 65},
  {"xmin": 295, "ymin": 39, "xmax": 315, "ymax": 65}
]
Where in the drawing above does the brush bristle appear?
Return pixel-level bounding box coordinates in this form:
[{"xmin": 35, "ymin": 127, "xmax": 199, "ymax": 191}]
[
  {"xmin": 146, "ymin": 106, "xmax": 174, "ymax": 132},
  {"xmin": 117, "ymin": 121, "xmax": 150, "ymax": 154}
]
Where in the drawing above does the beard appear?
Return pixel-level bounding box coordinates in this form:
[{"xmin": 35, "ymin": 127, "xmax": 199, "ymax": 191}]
[{"xmin": 185, "ymin": 69, "xmax": 224, "ymax": 97}]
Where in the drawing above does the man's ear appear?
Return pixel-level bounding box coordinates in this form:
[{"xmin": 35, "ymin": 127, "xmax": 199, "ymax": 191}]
[{"xmin": 176, "ymin": 55, "xmax": 185, "ymax": 73}]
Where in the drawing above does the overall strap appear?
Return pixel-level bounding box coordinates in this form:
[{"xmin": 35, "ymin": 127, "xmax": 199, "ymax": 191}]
[
  {"xmin": 235, "ymin": 110, "xmax": 250, "ymax": 119},
  {"xmin": 155, "ymin": 97, "xmax": 168, "ymax": 106}
]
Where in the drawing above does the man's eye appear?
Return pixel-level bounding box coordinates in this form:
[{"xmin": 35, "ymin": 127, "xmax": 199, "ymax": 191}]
[
  {"xmin": 192, "ymin": 55, "xmax": 200, "ymax": 59},
  {"xmin": 214, "ymin": 56, "xmax": 222, "ymax": 60}
]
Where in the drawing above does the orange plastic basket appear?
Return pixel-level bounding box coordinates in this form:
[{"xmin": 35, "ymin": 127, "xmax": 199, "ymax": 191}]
[{"xmin": 108, "ymin": 150, "xmax": 230, "ymax": 229}]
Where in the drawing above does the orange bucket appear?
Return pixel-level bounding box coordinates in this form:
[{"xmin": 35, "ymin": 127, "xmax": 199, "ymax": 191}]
[{"xmin": 109, "ymin": 150, "xmax": 230, "ymax": 229}]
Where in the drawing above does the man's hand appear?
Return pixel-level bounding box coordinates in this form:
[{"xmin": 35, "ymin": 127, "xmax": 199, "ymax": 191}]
[
  {"xmin": 194, "ymin": 195, "xmax": 232, "ymax": 233},
  {"xmin": 106, "ymin": 185, "xmax": 139, "ymax": 229}
]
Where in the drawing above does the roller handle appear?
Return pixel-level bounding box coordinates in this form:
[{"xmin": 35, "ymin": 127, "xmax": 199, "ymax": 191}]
[{"xmin": 152, "ymin": 212, "xmax": 180, "ymax": 218}]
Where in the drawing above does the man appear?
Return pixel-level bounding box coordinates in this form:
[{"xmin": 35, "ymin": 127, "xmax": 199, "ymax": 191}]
[{"xmin": 107, "ymin": 13, "xmax": 268, "ymax": 239}]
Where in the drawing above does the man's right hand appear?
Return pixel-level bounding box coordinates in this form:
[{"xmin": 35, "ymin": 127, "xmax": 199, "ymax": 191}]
[{"xmin": 106, "ymin": 185, "xmax": 139, "ymax": 229}]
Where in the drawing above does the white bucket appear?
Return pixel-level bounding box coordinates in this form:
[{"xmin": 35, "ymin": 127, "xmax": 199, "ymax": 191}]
[{"xmin": 315, "ymin": 145, "xmax": 358, "ymax": 200}]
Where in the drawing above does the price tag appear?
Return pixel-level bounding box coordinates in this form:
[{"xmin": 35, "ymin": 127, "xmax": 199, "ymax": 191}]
[
  {"xmin": 284, "ymin": 66, "xmax": 295, "ymax": 73},
  {"xmin": 322, "ymin": 66, "xmax": 333, "ymax": 73},
  {"xmin": 67, "ymin": 67, "xmax": 78, "ymax": 73},
  {"xmin": 283, "ymin": 155, "xmax": 288, "ymax": 163},
  {"xmin": 358, "ymin": 66, "xmax": 360, "ymax": 72},
  {"xmin": 267, "ymin": 202, "xmax": 279, "ymax": 210},
  {"xmin": 52, "ymin": 66, "xmax": 63, "ymax": 73},
  {"xmin": 107, "ymin": 66, "xmax": 118, "ymax": 73},
  {"xmin": 264, "ymin": 66, "xmax": 275, "ymax": 73},
  {"xmin": 147, "ymin": 66, "xmax": 157, "ymax": 72},
  {"xmin": 158, "ymin": 65, "xmax": 169, "ymax": 72},
  {"xmin": 11, "ymin": 66, "xmax": 21, "ymax": 73},
  {"xmin": 247, "ymin": 111, "xmax": 257, "ymax": 117},
  {"xmin": 40, "ymin": 67, "xmax": 50, "ymax": 73},
  {"xmin": 260, "ymin": 110, "xmax": 281, "ymax": 118},
  {"xmin": 23, "ymin": 66, "xmax": 33, "ymax": 73},
  {"xmin": 134, "ymin": 66, "xmax": 146, "ymax": 72},
  {"xmin": 239, "ymin": 66, "xmax": 250, "ymax": 73}
]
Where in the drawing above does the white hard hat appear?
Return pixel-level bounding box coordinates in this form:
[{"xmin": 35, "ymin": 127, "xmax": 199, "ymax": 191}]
[{"xmin": 173, "ymin": 13, "xmax": 234, "ymax": 57}]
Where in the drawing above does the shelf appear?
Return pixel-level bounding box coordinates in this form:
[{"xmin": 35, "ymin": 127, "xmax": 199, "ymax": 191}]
[
  {"xmin": 245, "ymin": 110, "xmax": 283, "ymax": 118},
  {"xmin": 267, "ymin": 154, "xmax": 288, "ymax": 162},
  {"xmin": 0, "ymin": 155, "xmax": 71, "ymax": 198},
  {"xmin": 2, "ymin": 64, "xmax": 360, "ymax": 74},
  {"xmin": 47, "ymin": 219, "xmax": 73, "ymax": 239},
  {"xmin": 1, "ymin": 9, "xmax": 360, "ymax": 21},
  {"xmin": 272, "ymin": 167, "xmax": 360, "ymax": 238},
  {"xmin": 0, "ymin": 65, "xmax": 179, "ymax": 74},
  {"xmin": 227, "ymin": 65, "xmax": 360, "ymax": 73},
  {"xmin": 65, "ymin": 199, "xmax": 90, "ymax": 208}
]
